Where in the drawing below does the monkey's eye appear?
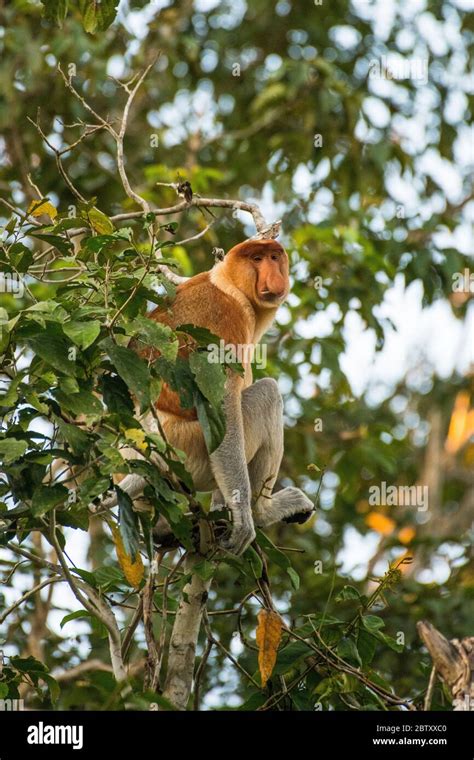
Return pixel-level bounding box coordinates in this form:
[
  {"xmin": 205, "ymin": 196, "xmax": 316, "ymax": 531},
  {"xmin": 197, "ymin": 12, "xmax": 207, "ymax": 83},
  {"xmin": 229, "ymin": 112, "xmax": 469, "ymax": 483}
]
[
  {"xmin": 271, "ymin": 254, "xmax": 279, "ymax": 261},
  {"xmin": 252, "ymin": 256, "xmax": 263, "ymax": 262}
]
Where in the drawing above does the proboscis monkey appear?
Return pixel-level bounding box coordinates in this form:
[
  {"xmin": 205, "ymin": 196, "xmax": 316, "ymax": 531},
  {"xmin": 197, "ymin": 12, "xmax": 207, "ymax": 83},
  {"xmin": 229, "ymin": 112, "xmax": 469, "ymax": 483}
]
[{"xmin": 104, "ymin": 239, "xmax": 314, "ymax": 555}]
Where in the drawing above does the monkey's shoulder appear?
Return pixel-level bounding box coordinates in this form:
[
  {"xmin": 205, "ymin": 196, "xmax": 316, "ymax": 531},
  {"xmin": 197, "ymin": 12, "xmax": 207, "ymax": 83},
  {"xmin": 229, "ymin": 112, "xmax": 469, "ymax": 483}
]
[{"xmin": 170, "ymin": 272, "xmax": 251, "ymax": 345}]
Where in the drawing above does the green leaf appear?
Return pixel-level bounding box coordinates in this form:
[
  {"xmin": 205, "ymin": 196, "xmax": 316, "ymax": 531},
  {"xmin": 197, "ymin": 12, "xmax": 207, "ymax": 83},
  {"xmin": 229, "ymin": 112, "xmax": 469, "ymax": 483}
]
[
  {"xmin": 8, "ymin": 242, "xmax": 33, "ymax": 272},
  {"xmin": 190, "ymin": 351, "xmax": 226, "ymax": 408},
  {"xmin": 85, "ymin": 206, "xmax": 114, "ymax": 232},
  {"xmin": 103, "ymin": 339, "xmax": 150, "ymax": 411},
  {"xmin": 42, "ymin": 0, "xmax": 69, "ymax": 26},
  {"xmin": 79, "ymin": 0, "xmax": 118, "ymax": 33},
  {"xmin": 60, "ymin": 610, "xmax": 93, "ymax": 629},
  {"xmin": 10, "ymin": 655, "xmax": 47, "ymax": 673},
  {"xmin": 100, "ymin": 373, "xmax": 134, "ymax": 416},
  {"xmin": 0, "ymin": 683, "xmax": 8, "ymax": 698},
  {"xmin": 94, "ymin": 565, "xmax": 125, "ymax": 590},
  {"xmin": 193, "ymin": 559, "xmax": 215, "ymax": 581},
  {"xmin": 63, "ymin": 320, "xmax": 101, "ymax": 350},
  {"xmin": 287, "ymin": 566, "xmax": 300, "ymax": 590},
  {"xmin": 28, "ymin": 332, "xmax": 76, "ymax": 377},
  {"xmin": 194, "ymin": 392, "xmax": 226, "ymax": 454},
  {"xmin": 336, "ymin": 585, "xmax": 361, "ymax": 602},
  {"xmin": 362, "ymin": 615, "xmax": 385, "ymax": 632},
  {"xmin": 374, "ymin": 631, "xmax": 404, "ymax": 653},
  {"xmin": 256, "ymin": 530, "xmax": 290, "ymax": 570},
  {"xmin": 116, "ymin": 486, "xmax": 140, "ymax": 562},
  {"xmin": 357, "ymin": 629, "xmax": 377, "ymax": 666},
  {"xmin": 129, "ymin": 317, "xmax": 179, "ymax": 362},
  {"xmin": 71, "ymin": 567, "xmax": 97, "ymax": 586},
  {"xmin": 238, "ymin": 691, "xmax": 268, "ymax": 710},
  {"xmin": 29, "ymin": 233, "xmax": 72, "ymax": 257},
  {"xmin": 0, "ymin": 438, "xmax": 28, "ymax": 464},
  {"xmin": 337, "ymin": 637, "xmax": 362, "ymax": 667},
  {"xmin": 4, "ymin": 216, "xmax": 17, "ymax": 234},
  {"xmin": 54, "ymin": 416, "xmax": 90, "ymax": 455},
  {"xmin": 53, "ymin": 389, "xmax": 102, "ymax": 416},
  {"xmin": 178, "ymin": 324, "xmax": 221, "ymax": 346},
  {"xmin": 40, "ymin": 673, "xmax": 60, "ymax": 703},
  {"xmin": 244, "ymin": 546, "xmax": 263, "ymax": 579},
  {"xmin": 31, "ymin": 484, "xmax": 69, "ymax": 516},
  {"xmin": 274, "ymin": 641, "xmax": 311, "ymax": 675}
]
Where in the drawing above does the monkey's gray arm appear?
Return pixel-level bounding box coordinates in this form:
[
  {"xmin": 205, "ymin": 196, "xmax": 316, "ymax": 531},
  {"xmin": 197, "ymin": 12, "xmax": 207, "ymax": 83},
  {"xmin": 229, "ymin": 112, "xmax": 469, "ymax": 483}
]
[{"xmin": 209, "ymin": 373, "xmax": 255, "ymax": 555}]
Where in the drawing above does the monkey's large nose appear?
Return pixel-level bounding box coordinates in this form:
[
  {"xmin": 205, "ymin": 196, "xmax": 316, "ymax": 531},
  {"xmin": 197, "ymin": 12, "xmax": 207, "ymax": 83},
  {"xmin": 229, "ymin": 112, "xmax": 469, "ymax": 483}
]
[{"xmin": 260, "ymin": 289, "xmax": 285, "ymax": 301}]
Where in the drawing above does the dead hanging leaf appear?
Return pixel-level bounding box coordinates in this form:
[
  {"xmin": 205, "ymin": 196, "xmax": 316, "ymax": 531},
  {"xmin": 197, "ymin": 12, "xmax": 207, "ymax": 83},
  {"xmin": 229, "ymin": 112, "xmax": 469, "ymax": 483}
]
[
  {"xmin": 28, "ymin": 198, "xmax": 57, "ymax": 220},
  {"xmin": 256, "ymin": 609, "xmax": 282, "ymax": 687},
  {"xmin": 111, "ymin": 524, "xmax": 144, "ymax": 588}
]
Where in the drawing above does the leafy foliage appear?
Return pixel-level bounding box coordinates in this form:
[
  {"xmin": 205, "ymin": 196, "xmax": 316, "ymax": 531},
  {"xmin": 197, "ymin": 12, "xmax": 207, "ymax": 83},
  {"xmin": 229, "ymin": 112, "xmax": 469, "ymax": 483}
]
[{"xmin": 0, "ymin": 0, "xmax": 472, "ymax": 712}]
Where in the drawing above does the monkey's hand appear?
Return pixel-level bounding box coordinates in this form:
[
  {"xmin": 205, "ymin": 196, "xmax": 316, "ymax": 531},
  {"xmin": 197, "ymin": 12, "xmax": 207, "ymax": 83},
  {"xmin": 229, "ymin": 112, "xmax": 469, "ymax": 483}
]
[{"xmin": 220, "ymin": 506, "xmax": 256, "ymax": 556}]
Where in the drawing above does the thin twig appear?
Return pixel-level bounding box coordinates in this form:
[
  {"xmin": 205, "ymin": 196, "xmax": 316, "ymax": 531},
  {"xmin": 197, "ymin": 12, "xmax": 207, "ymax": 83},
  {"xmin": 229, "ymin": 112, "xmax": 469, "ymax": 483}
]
[
  {"xmin": 0, "ymin": 576, "xmax": 63, "ymax": 624},
  {"xmin": 424, "ymin": 665, "xmax": 437, "ymax": 711}
]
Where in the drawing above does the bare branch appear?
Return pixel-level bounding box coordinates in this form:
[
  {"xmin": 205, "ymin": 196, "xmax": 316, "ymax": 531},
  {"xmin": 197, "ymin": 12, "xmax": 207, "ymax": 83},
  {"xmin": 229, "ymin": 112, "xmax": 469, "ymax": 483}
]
[
  {"xmin": 115, "ymin": 57, "xmax": 160, "ymax": 214},
  {"xmin": 0, "ymin": 197, "xmax": 42, "ymax": 227},
  {"xmin": 54, "ymin": 659, "xmax": 113, "ymax": 682},
  {"xmin": 57, "ymin": 64, "xmax": 117, "ymax": 136},
  {"xmin": 0, "ymin": 576, "xmax": 63, "ymax": 624},
  {"xmin": 48, "ymin": 515, "xmax": 127, "ymax": 682},
  {"xmin": 27, "ymin": 113, "xmax": 86, "ymax": 202}
]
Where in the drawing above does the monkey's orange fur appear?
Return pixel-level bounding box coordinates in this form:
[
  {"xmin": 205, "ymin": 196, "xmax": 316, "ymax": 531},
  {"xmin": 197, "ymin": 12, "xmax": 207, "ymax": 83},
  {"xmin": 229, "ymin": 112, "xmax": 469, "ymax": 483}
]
[
  {"xmin": 131, "ymin": 239, "xmax": 289, "ymax": 487},
  {"xmin": 143, "ymin": 239, "xmax": 289, "ymax": 422}
]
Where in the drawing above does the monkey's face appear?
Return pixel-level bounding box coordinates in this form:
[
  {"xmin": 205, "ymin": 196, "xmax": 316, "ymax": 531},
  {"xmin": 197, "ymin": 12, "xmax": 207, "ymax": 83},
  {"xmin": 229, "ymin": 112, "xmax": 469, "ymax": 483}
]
[{"xmin": 226, "ymin": 240, "xmax": 289, "ymax": 310}]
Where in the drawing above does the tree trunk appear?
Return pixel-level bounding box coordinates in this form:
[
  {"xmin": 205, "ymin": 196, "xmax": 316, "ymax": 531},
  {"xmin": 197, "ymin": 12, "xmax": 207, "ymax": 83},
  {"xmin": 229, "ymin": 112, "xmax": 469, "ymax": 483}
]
[
  {"xmin": 162, "ymin": 553, "xmax": 212, "ymax": 710},
  {"xmin": 162, "ymin": 522, "xmax": 214, "ymax": 710},
  {"xmin": 417, "ymin": 620, "xmax": 474, "ymax": 710}
]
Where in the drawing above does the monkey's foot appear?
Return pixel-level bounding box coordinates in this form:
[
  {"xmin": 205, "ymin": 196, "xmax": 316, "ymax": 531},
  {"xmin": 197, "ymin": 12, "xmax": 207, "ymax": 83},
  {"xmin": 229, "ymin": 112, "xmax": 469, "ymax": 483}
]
[
  {"xmin": 219, "ymin": 515, "xmax": 256, "ymax": 556},
  {"xmin": 256, "ymin": 487, "xmax": 314, "ymax": 528}
]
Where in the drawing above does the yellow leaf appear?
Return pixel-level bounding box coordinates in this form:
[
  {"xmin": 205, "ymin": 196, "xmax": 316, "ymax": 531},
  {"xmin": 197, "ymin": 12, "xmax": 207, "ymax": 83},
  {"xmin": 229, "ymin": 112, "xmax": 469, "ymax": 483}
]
[
  {"xmin": 28, "ymin": 199, "xmax": 57, "ymax": 220},
  {"xmin": 464, "ymin": 443, "xmax": 474, "ymax": 467},
  {"xmin": 365, "ymin": 512, "xmax": 395, "ymax": 535},
  {"xmin": 111, "ymin": 525, "xmax": 144, "ymax": 588},
  {"xmin": 256, "ymin": 609, "xmax": 282, "ymax": 687},
  {"xmin": 445, "ymin": 391, "xmax": 474, "ymax": 454},
  {"xmin": 124, "ymin": 428, "xmax": 147, "ymax": 452},
  {"xmin": 398, "ymin": 526, "xmax": 416, "ymax": 545}
]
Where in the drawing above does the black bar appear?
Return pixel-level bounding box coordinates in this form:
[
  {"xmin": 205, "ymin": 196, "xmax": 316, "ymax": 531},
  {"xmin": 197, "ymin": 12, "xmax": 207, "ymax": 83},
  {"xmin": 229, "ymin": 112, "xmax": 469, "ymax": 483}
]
[{"xmin": 0, "ymin": 709, "xmax": 471, "ymax": 757}]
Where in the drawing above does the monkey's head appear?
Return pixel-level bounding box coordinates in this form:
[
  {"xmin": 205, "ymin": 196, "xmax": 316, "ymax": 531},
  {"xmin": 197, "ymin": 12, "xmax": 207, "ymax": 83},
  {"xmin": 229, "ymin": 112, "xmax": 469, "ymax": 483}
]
[{"xmin": 223, "ymin": 239, "xmax": 289, "ymax": 310}]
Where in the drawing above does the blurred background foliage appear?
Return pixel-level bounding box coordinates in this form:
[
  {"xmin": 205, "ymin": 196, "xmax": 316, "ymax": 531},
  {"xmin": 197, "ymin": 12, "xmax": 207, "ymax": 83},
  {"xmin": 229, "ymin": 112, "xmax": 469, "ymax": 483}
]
[{"xmin": 0, "ymin": 0, "xmax": 473, "ymax": 710}]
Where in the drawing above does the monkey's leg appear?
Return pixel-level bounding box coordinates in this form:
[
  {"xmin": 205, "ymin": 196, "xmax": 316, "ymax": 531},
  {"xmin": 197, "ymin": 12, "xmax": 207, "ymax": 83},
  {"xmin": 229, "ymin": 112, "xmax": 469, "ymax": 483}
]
[
  {"xmin": 209, "ymin": 374, "xmax": 255, "ymax": 555},
  {"xmin": 241, "ymin": 379, "xmax": 314, "ymax": 528}
]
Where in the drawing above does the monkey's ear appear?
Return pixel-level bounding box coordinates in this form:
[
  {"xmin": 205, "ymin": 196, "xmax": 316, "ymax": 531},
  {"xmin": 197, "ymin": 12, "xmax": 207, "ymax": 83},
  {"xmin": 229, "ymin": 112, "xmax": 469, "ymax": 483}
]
[{"xmin": 212, "ymin": 247, "xmax": 225, "ymax": 262}]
